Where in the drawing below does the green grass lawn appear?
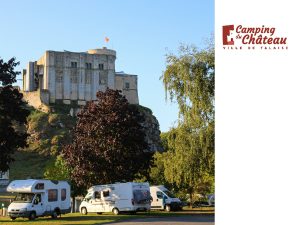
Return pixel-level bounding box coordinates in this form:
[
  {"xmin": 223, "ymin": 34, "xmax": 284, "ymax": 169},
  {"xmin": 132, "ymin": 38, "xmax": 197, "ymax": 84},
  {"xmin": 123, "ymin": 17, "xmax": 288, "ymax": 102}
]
[
  {"xmin": 0, "ymin": 210, "xmax": 214, "ymax": 224},
  {"xmin": 0, "ymin": 193, "xmax": 214, "ymax": 224},
  {"xmin": 0, "ymin": 213, "xmax": 137, "ymax": 224}
]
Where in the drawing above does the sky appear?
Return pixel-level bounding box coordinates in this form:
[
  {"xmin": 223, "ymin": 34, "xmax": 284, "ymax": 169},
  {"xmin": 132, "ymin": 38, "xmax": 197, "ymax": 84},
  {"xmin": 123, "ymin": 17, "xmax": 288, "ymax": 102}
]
[{"xmin": 0, "ymin": 0, "xmax": 214, "ymax": 132}]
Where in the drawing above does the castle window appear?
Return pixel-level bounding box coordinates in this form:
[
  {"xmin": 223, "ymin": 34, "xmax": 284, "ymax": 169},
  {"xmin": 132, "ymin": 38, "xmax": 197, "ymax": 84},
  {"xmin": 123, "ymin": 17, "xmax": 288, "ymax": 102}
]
[
  {"xmin": 56, "ymin": 70, "xmax": 63, "ymax": 83},
  {"xmin": 70, "ymin": 71, "xmax": 78, "ymax": 83},
  {"xmin": 86, "ymin": 63, "xmax": 92, "ymax": 69},
  {"xmin": 85, "ymin": 72, "xmax": 92, "ymax": 84},
  {"xmin": 99, "ymin": 64, "xmax": 104, "ymax": 70},
  {"xmin": 99, "ymin": 72, "xmax": 107, "ymax": 85},
  {"xmin": 71, "ymin": 62, "xmax": 77, "ymax": 68},
  {"xmin": 125, "ymin": 82, "xmax": 130, "ymax": 89}
]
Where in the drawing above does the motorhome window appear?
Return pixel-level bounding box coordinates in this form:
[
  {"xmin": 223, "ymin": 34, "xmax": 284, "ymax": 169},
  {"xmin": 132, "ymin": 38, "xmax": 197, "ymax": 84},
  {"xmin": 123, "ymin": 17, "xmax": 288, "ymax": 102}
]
[
  {"xmin": 36, "ymin": 194, "xmax": 41, "ymax": 203},
  {"xmin": 164, "ymin": 190, "xmax": 176, "ymax": 198},
  {"xmin": 35, "ymin": 183, "xmax": 44, "ymax": 190},
  {"xmin": 94, "ymin": 191, "xmax": 101, "ymax": 199},
  {"xmin": 84, "ymin": 192, "xmax": 93, "ymax": 200},
  {"xmin": 48, "ymin": 189, "xmax": 58, "ymax": 202},
  {"xmin": 14, "ymin": 193, "xmax": 35, "ymax": 203},
  {"xmin": 156, "ymin": 191, "xmax": 163, "ymax": 199},
  {"xmin": 133, "ymin": 190, "xmax": 151, "ymax": 204},
  {"xmin": 61, "ymin": 189, "xmax": 66, "ymax": 201},
  {"xmin": 34, "ymin": 194, "xmax": 41, "ymax": 204},
  {"xmin": 103, "ymin": 190, "xmax": 110, "ymax": 197}
]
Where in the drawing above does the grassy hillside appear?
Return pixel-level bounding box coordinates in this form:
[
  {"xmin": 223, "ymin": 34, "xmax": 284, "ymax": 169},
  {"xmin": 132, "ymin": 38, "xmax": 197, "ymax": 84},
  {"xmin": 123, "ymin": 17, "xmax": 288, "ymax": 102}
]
[
  {"xmin": 8, "ymin": 103, "xmax": 162, "ymax": 180},
  {"xmin": 9, "ymin": 104, "xmax": 76, "ymax": 180},
  {"xmin": 9, "ymin": 151, "xmax": 50, "ymax": 180}
]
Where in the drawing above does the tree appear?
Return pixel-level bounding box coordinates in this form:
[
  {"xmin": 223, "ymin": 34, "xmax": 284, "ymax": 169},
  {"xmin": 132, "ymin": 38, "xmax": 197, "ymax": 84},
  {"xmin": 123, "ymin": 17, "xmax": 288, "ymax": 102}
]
[
  {"xmin": 160, "ymin": 126, "xmax": 214, "ymax": 199},
  {"xmin": 162, "ymin": 43, "xmax": 214, "ymax": 127},
  {"xmin": 0, "ymin": 57, "xmax": 29, "ymax": 171},
  {"xmin": 150, "ymin": 151, "xmax": 168, "ymax": 186},
  {"xmin": 44, "ymin": 155, "xmax": 71, "ymax": 181},
  {"xmin": 44, "ymin": 155, "xmax": 85, "ymax": 212},
  {"xmin": 154, "ymin": 42, "xmax": 215, "ymax": 205},
  {"xmin": 62, "ymin": 89, "xmax": 151, "ymax": 189}
]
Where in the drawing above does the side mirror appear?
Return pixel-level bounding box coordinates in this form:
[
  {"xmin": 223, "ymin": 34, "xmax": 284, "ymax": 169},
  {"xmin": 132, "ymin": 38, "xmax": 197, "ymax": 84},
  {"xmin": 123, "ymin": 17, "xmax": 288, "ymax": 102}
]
[{"xmin": 34, "ymin": 199, "xmax": 38, "ymax": 205}]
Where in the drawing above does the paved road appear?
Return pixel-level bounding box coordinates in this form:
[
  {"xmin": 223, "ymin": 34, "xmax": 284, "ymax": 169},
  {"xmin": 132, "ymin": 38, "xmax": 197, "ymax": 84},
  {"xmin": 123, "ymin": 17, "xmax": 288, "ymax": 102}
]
[{"xmin": 104, "ymin": 215, "xmax": 214, "ymax": 225}]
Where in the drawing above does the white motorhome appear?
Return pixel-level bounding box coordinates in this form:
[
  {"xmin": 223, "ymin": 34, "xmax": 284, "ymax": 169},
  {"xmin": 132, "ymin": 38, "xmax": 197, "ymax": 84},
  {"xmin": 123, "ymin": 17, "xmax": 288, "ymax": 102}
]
[
  {"xmin": 150, "ymin": 185, "xmax": 182, "ymax": 211},
  {"xmin": 80, "ymin": 182, "xmax": 151, "ymax": 215},
  {"xmin": 7, "ymin": 179, "xmax": 71, "ymax": 220}
]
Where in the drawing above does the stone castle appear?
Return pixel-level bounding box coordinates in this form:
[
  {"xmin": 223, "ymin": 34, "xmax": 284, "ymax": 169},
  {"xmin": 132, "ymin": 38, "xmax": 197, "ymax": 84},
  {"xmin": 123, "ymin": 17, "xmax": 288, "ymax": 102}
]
[{"xmin": 22, "ymin": 47, "xmax": 139, "ymax": 111}]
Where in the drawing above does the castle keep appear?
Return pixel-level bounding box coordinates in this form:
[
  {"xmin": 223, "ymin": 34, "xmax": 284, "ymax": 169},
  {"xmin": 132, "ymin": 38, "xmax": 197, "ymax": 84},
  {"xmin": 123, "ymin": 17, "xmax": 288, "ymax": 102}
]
[{"xmin": 22, "ymin": 48, "xmax": 139, "ymax": 110}]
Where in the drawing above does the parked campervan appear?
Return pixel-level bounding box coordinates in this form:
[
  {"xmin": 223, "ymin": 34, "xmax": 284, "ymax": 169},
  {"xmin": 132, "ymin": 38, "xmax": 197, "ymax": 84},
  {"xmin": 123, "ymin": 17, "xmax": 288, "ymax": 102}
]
[
  {"xmin": 150, "ymin": 185, "xmax": 182, "ymax": 211},
  {"xmin": 7, "ymin": 179, "xmax": 71, "ymax": 220},
  {"xmin": 80, "ymin": 182, "xmax": 151, "ymax": 215}
]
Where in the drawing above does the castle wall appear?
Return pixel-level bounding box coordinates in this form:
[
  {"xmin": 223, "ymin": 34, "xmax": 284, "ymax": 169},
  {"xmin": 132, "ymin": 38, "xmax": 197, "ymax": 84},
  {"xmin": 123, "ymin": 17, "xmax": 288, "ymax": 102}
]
[
  {"xmin": 24, "ymin": 48, "xmax": 138, "ymax": 106},
  {"xmin": 22, "ymin": 90, "xmax": 50, "ymax": 112},
  {"xmin": 115, "ymin": 74, "xmax": 139, "ymax": 104}
]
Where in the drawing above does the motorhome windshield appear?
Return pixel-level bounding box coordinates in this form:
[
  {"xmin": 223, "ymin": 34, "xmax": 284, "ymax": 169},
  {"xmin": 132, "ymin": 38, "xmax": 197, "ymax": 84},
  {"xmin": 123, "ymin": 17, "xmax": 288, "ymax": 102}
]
[
  {"xmin": 84, "ymin": 192, "xmax": 93, "ymax": 201},
  {"xmin": 14, "ymin": 193, "xmax": 35, "ymax": 203},
  {"xmin": 164, "ymin": 190, "xmax": 176, "ymax": 198}
]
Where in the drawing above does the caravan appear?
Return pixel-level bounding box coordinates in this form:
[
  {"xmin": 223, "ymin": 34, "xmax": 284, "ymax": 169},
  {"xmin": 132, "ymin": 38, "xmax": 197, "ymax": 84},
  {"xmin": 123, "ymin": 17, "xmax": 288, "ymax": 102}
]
[
  {"xmin": 80, "ymin": 182, "xmax": 151, "ymax": 215},
  {"xmin": 7, "ymin": 179, "xmax": 71, "ymax": 220}
]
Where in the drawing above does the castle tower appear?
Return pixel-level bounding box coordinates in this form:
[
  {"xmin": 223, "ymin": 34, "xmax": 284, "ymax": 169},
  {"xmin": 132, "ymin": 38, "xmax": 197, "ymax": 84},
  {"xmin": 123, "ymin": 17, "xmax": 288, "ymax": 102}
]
[{"xmin": 22, "ymin": 47, "xmax": 138, "ymax": 107}]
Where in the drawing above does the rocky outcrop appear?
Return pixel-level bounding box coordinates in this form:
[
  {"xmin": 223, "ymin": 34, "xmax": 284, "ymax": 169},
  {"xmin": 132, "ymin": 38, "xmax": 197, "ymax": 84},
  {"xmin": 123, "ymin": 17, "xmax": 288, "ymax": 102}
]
[{"xmin": 134, "ymin": 105, "xmax": 164, "ymax": 152}]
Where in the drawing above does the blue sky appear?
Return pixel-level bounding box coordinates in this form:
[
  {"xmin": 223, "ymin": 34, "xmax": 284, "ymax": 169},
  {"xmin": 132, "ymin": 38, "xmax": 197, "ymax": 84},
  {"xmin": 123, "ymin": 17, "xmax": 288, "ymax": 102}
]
[{"xmin": 0, "ymin": 0, "xmax": 214, "ymax": 132}]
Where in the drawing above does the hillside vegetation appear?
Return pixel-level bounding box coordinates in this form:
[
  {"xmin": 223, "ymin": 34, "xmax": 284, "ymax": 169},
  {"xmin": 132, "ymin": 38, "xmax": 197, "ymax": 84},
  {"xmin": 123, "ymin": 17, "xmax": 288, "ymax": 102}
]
[
  {"xmin": 9, "ymin": 104, "xmax": 162, "ymax": 180},
  {"xmin": 10, "ymin": 105, "xmax": 76, "ymax": 180}
]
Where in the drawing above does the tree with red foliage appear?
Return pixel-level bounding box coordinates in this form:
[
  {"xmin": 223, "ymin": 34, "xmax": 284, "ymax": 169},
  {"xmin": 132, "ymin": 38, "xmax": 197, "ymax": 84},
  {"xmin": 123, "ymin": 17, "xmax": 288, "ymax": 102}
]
[{"xmin": 63, "ymin": 89, "xmax": 151, "ymax": 188}]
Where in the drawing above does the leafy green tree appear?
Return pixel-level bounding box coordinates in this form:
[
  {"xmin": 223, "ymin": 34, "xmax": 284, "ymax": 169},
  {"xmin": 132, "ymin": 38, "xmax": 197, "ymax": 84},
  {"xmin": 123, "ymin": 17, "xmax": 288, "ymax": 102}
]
[
  {"xmin": 150, "ymin": 151, "xmax": 168, "ymax": 186},
  {"xmin": 156, "ymin": 42, "xmax": 215, "ymax": 205},
  {"xmin": 161, "ymin": 126, "xmax": 214, "ymax": 200},
  {"xmin": 44, "ymin": 155, "xmax": 85, "ymax": 212},
  {"xmin": 162, "ymin": 43, "xmax": 214, "ymax": 127},
  {"xmin": 62, "ymin": 89, "xmax": 152, "ymax": 189},
  {"xmin": 0, "ymin": 57, "xmax": 29, "ymax": 171},
  {"xmin": 44, "ymin": 155, "xmax": 70, "ymax": 181}
]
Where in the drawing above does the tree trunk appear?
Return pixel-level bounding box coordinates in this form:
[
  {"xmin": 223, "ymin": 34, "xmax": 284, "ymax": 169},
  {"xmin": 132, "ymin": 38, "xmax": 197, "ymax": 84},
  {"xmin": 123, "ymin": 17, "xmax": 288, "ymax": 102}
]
[
  {"xmin": 71, "ymin": 196, "xmax": 76, "ymax": 213},
  {"xmin": 189, "ymin": 189, "xmax": 193, "ymax": 208}
]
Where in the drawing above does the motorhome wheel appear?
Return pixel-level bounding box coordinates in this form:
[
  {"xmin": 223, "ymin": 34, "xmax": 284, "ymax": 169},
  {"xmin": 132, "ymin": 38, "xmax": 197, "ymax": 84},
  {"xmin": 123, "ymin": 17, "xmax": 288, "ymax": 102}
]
[
  {"xmin": 165, "ymin": 205, "xmax": 171, "ymax": 212},
  {"xmin": 10, "ymin": 217, "xmax": 16, "ymax": 221},
  {"xmin": 29, "ymin": 211, "xmax": 36, "ymax": 220},
  {"xmin": 112, "ymin": 208, "xmax": 120, "ymax": 215},
  {"xmin": 52, "ymin": 211, "xmax": 58, "ymax": 219},
  {"xmin": 81, "ymin": 207, "xmax": 88, "ymax": 215}
]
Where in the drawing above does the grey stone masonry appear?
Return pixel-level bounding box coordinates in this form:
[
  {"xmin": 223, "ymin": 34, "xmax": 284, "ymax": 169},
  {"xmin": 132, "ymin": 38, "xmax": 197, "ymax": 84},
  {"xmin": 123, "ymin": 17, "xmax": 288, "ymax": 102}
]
[{"xmin": 22, "ymin": 47, "xmax": 139, "ymax": 106}]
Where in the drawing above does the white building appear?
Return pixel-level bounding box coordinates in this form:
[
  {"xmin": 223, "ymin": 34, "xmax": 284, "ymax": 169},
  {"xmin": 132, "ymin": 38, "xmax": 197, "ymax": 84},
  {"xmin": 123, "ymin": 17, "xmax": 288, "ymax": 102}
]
[{"xmin": 22, "ymin": 48, "xmax": 139, "ymax": 108}]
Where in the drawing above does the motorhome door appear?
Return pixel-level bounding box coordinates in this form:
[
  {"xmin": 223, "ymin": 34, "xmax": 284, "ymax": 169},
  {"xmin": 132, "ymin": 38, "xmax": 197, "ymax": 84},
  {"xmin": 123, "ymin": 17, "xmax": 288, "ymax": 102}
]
[
  {"xmin": 151, "ymin": 191, "xmax": 164, "ymax": 209},
  {"xmin": 91, "ymin": 191, "xmax": 104, "ymax": 212},
  {"xmin": 101, "ymin": 188, "xmax": 113, "ymax": 211},
  {"xmin": 60, "ymin": 188, "xmax": 68, "ymax": 210},
  {"xmin": 32, "ymin": 193, "xmax": 45, "ymax": 216}
]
